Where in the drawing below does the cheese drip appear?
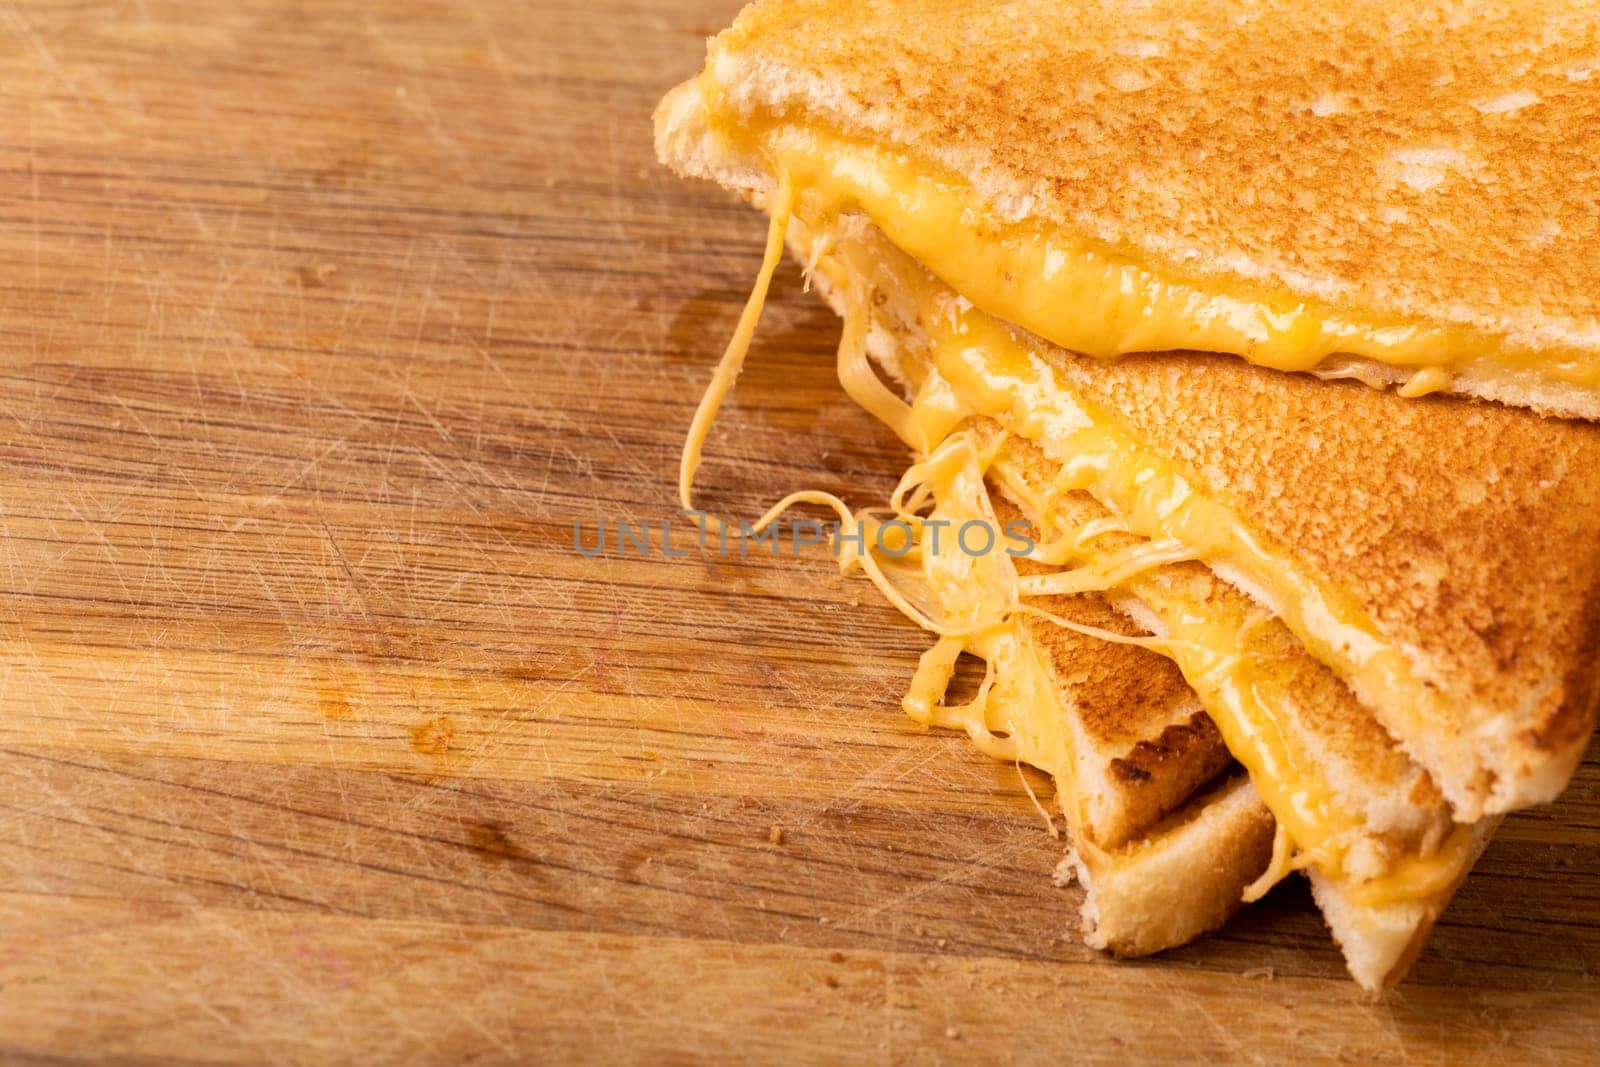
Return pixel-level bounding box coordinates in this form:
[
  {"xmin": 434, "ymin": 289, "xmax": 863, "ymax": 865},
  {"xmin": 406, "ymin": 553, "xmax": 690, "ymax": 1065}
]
[
  {"xmin": 883, "ymin": 429, "xmax": 1182, "ymax": 848},
  {"xmin": 678, "ymin": 173, "xmax": 794, "ymax": 514},
  {"xmin": 672, "ymin": 182, "xmax": 1174, "ymax": 660},
  {"xmin": 833, "ymin": 279, "xmax": 918, "ymax": 448}
]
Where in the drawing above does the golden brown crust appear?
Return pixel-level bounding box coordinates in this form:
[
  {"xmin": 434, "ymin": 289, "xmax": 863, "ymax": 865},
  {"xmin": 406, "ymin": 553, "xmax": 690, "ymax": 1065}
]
[
  {"xmin": 1108, "ymin": 718, "xmax": 1227, "ymax": 792},
  {"xmin": 706, "ymin": 0, "xmax": 1600, "ymax": 382},
  {"xmin": 1008, "ymin": 511, "xmax": 1200, "ymax": 752},
  {"xmin": 1001, "ymin": 500, "xmax": 1237, "ymax": 850}
]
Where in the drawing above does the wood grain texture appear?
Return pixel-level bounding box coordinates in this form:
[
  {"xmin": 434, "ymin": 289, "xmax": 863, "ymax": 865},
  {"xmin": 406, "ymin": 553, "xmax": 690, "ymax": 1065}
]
[{"xmin": 0, "ymin": 0, "xmax": 1595, "ymax": 1062}]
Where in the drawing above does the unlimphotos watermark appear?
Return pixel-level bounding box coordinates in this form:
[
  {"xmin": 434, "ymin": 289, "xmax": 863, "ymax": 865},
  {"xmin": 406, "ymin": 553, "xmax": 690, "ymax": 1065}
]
[{"xmin": 571, "ymin": 512, "xmax": 1038, "ymax": 559}]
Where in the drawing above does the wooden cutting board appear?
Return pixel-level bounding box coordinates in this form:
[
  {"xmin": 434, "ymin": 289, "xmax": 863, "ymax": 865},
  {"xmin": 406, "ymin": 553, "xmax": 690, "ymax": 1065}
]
[{"xmin": 1, "ymin": 1, "xmax": 1595, "ymax": 1061}]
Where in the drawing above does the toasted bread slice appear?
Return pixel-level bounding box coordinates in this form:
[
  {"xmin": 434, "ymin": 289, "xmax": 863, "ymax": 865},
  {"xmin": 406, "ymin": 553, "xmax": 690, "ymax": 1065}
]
[
  {"xmin": 976, "ymin": 588, "xmax": 1276, "ymax": 955},
  {"xmin": 660, "ymin": 0, "xmax": 1600, "ymax": 418},
  {"xmin": 1066, "ymin": 772, "xmax": 1274, "ymax": 960}
]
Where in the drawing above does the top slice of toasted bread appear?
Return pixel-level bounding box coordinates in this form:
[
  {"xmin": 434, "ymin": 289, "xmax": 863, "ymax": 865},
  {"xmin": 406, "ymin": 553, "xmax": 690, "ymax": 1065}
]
[{"xmin": 669, "ymin": 0, "xmax": 1600, "ymax": 417}]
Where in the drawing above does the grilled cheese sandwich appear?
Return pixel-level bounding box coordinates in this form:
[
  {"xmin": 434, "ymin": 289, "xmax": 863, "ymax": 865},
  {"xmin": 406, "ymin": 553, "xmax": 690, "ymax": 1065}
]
[{"xmin": 655, "ymin": 0, "xmax": 1600, "ymax": 992}]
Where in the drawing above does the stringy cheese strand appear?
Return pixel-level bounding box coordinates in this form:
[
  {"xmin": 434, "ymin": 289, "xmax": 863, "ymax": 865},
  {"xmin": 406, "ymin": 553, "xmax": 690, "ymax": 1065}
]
[{"xmin": 678, "ymin": 173, "xmax": 795, "ymax": 513}]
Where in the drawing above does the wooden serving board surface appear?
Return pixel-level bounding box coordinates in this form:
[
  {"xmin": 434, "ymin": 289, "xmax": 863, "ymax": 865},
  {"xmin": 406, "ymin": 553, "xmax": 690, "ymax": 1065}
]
[{"xmin": 0, "ymin": 1, "xmax": 1595, "ymax": 1061}]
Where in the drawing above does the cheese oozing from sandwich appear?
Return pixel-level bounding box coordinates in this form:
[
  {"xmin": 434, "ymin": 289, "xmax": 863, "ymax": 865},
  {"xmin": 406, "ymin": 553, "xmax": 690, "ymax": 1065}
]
[
  {"xmin": 690, "ymin": 94, "xmax": 1522, "ymax": 815},
  {"xmin": 698, "ymin": 72, "xmax": 1600, "ymax": 401},
  {"xmin": 880, "ymin": 325, "xmax": 1475, "ymax": 911}
]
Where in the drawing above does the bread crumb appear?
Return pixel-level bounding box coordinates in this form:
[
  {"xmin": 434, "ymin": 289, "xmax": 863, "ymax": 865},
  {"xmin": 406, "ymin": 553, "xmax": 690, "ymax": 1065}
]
[
  {"xmin": 945, "ymin": 1026, "xmax": 960, "ymax": 1040},
  {"xmin": 769, "ymin": 826, "xmax": 783, "ymax": 845},
  {"xmin": 1242, "ymin": 967, "xmax": 1276, "ymax": 980}
]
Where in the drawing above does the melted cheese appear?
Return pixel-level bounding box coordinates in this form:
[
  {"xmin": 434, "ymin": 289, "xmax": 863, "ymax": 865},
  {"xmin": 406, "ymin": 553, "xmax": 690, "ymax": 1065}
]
[
  {"xmin": 733, "ymin": 110, "xmax": 1598, "ymax": 390},
  {"xmin": 911, "ymin": 293, "xmax": 1474, "ymax": 839},
  {"xmin": 894, "ymin": 435, "xmax": 1171, "ymax": 852},
  {"xmin": 892, "ymin": 437, "xmax": 1080, "ymax": 835},
  {"xmin": 1398, "ymin": 365, "xmax": 1455, "ymax": 398},
  {"xmin": 834, "ymin": 279, "xmax": 919, "ymax": 448},
  {"xmin": 1244, "ymin": 824, "xmax": 1302, "ymax": 904},
  {"xmin": 678, "ymin": 171, "xmax": 794, "ymax": 514}
]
